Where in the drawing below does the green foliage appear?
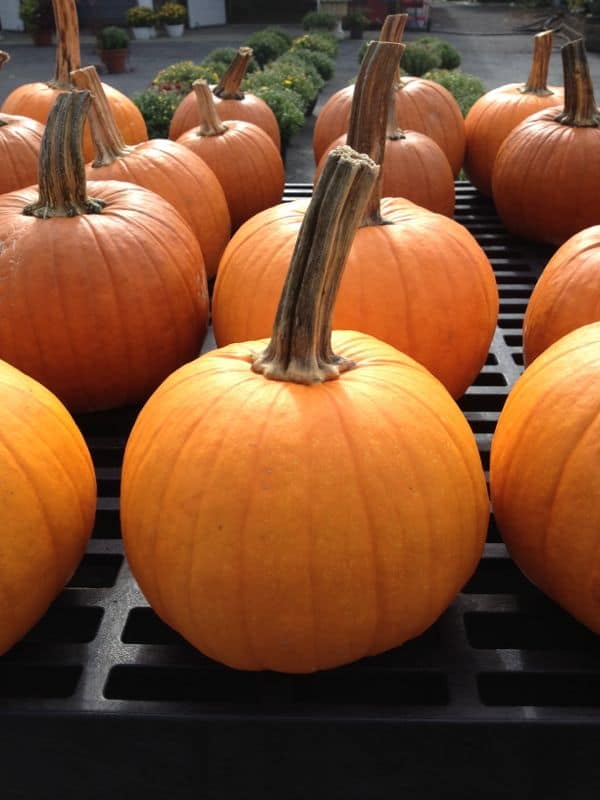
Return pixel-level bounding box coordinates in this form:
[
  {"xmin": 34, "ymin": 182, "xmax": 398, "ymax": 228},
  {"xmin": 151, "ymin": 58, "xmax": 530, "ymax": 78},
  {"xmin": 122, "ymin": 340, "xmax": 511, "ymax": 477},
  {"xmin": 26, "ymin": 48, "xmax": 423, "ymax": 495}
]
[
  {"xmin": 292, "ymin": 32, "xmax": 338, "ymax": 59},
  {"xmin": 246, "ymin": 30, "xmax": 290, "ymax": 67},
  {"xmin": 302, "ymin": 11, "xmax": 338, "ymax": 31},
  {"xmin": 19, "ymin": 0, "xmax": 54, "ymax": 33},
  {"xmin": 157, "ymin": 2, "xmax": 187, "ymax": 25},
  {"xmin": 343, "ymin": 8, "xmax": 370, "ymax": 30},
  {"xmin": 423, "ymin": 69, "xmax": 487, "ymax": 116},
  {"xmin": 248, "ymin": 85, "xmax": 305, "ymax": 144},
  {"xmin": 152, "ymin": 61, "xmax": 220, "ymax": 93},
  {"xmin": 133, "ymin": 89, "xmax": 180, "ymax": 139},
  {"xmin": 262, "ymin": 26, "xmax": 293, "ymax": 47},
  {"xmin": 415, "ymin": 36, "xmax": 461, "ymax": 70},
  {"xmin": 252, "ymin": 60, "xmax": 321, "ymax": 112},
  {"xmin": 277, "ymin": 52, "xmax": 325, "ymax": 94},
  {"xmin": 98, "ymin": 26, "xmax": 129, "ymax": 50},
  {"xmin": 126, "ymin": 6, "xmax": 156, "ymax": 27},
  {"xmin": 288, "ymin": 47, "xmax": 335, "ymax": 80},
  {"xmin": 401, "ymin": 43, "xmax": 442, "ymax": 77}
]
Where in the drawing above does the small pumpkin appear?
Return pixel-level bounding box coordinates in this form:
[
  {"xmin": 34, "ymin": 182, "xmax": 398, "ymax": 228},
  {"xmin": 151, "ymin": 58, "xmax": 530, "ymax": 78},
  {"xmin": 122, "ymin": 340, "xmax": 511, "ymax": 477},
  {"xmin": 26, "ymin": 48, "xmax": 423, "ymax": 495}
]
[
  {"xmin": 523, "ymin": 225, "xmax": 600, "ymax": 364},
  {"xmin": 0, "ymin": 358, "xmax": 96, "ymax": 656},
  {"xmin": 490, "ymin": 322, "xmax": 600, "ymax": 633},
  {"xmin": 168, "ymin": 47, "xmax": 280, "ymax": 147},
  {"xmin": 0, "ymin": 0, "xmax": 147, "ymax": 162},
  {"xmin": 177, "ymin": 80, "xmax": 284, "ymax": 231},
  {"xmin": 0, "ymin": 90, "xmax": 208, "ymax": 412},
  {"xmin": 464, "ymin": 31, "xmax": 564, "ymax": 197},
  {"xmin": 71, "ymin": 66, "xmax": 230, "ymax": 279},
  {"xmin": 492, "ymin": 39, "xmax": 600, "ymax": 245},
  {"xmin": 121, "ymin": 145, "xmax": 489, "ymax": 673}
]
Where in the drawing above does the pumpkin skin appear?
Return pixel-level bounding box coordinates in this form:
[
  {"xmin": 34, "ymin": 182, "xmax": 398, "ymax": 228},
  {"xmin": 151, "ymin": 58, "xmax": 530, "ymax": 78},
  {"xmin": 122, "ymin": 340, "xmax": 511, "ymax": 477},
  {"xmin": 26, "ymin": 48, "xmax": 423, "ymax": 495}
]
[
  {"xmin": 177, "ymin": 119, "xmax": 285, "ymax": 231},
  {"xmin": 121, "ymin": 330, "xmax": 489, "ymax": 673},
  {"xmin": 0, "ymin": 113, "xmax": 45, "ymax": 194},
  {"xmin": 316, "ymin": 129, "xmax": 455, "ymax": 217},
  {"xmin": 0, "ymin": 358, "xmax": 96, "ymax": 655},
  {"xmin": 490, "ymin": 322, "xmax": 600, "ymax": 632},
  {"xmin": 524, "ymin": 225, "xmax": 600, "ymax": 364},
  {"xmin": 0, "ymin": 180, "xmax": 209, "ymax": 412},
  {"xmin": 213, "ymin": 197, "xmax": 498, "ymax": 398},
  {"xmin": 313, "ymin": 78, "xmax": 466, "ymax": 176}
]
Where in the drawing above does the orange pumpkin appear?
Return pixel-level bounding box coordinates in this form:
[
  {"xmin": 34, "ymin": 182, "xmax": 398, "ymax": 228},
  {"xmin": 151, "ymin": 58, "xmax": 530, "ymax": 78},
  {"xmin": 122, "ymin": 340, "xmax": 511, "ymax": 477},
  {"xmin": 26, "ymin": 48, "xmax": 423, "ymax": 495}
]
[
  {"xmin": 0, "ymin": 0, "xmax": 146, "ymax": 162},
  {"xmin": 465, "ymin": 31, "xmax": 564, "ymax": 197},
  {"xmin": 0, "ymin": 358, "xmax": 96, "ymax": 655},
  {"xmin": 168, "ymin": 47, "xmax": 280, "ymax": 147},
  {"xmin": 121, "ymin": 145, "xmax": 489, "ymax": 673},
  {"xmin": 491, "ymin": 322, "xmax": 600, "ymax": 633},
  {"xmin": 492, "ymin": 39, "xmax": 600, "ymax": 245},
  {"xmin": 0, "ymin": 91, "xmax": 208, "ymax": 412},
  {"xmin": 72, "ymin": 66, "xmax": 230, "ymax": 280},
  {"xmin": 523, "ymin": 225, "xmax": 600, "ymax": 364},
  {"xmin": 177, "ymin": 80, "xmax": 284, "ymax": 231}
]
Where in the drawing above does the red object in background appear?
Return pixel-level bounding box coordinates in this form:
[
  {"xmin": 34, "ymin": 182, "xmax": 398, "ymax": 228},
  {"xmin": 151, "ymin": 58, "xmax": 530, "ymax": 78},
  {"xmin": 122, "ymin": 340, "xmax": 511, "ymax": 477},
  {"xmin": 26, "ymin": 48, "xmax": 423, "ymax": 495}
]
[{"xmin": 365, "ymin": 0, "xmax": 431, "ymax": 29}]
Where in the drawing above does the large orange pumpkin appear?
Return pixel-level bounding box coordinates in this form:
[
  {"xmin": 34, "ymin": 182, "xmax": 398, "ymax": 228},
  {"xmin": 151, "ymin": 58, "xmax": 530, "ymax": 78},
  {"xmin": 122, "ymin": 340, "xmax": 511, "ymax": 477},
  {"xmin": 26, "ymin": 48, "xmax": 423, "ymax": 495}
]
[
  {"xmin": 121, "ymin": 146, "xmax": 489, "ymax": 674},
  {"xmin": 177, "ymin": 80, "xmax": 284, "ymax": 231},
  {"xmin": 168, "ymin": 47, "xmax": 280, "ymax": 147},
  {"xmin": 492, "ymin": 39, "xmax": 600, "ymax": 245},
  {"xmin": 72, "ymin": 66, "xmax": 230, "ymax": 280},
  {"xmin": 0, "ymin": 358, "xmax": 96, "ymax": 655},
  {"xmin": 0, "ymin": 0, "xmax": 146, "ymax": 162},
  {"xmin": 0, "ymin": 91, "xmax": 208, "ymax": 413},
  {"xmin": 523, "ymin": 225, "xmax": 600, "ymax": 364},
  {"xmin": 491, "ymin": 322, "xmax": 600, "ymax": 633},
  {"xmin": 464, "ymin": 31, "xmax": 564, "ymax": 197}
]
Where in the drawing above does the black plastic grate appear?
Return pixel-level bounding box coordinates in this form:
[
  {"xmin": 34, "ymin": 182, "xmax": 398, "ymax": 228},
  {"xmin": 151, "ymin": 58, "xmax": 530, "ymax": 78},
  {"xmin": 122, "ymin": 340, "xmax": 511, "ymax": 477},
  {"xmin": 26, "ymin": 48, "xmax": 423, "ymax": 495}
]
[{"xmin": 1, "ymin": 184, "xmax": 597, "ymax": 799}]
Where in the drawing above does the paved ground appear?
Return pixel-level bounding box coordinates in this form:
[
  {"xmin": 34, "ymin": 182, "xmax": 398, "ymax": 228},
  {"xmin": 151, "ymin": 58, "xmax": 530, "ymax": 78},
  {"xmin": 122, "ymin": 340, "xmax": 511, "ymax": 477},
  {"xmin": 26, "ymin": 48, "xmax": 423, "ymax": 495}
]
[{"xmin": 1, "ymin": 2, "xmax": 599, "ymax": 181}]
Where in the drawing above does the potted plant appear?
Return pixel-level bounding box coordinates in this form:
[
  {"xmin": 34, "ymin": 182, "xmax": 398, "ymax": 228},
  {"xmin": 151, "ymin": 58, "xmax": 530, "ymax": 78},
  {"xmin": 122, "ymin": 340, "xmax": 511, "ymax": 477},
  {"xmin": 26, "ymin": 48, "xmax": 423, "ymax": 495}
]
[
  {"xmin": 158, "ymin": 2, "xmax": 187, "ymax": 37},
  {"xmin": 126, "ymin": 5, "xmax": 156, "ymax": 41},
  {"xmin": 19, "ymin": 0, "xmax": 54, "ymax": 46},
  {"xmin": 585, "ymin": 0, "xmax": 600, "ymax": 52},
  {"xmin": 343, "ymin": 6, "xmax": 370, "ymax": 39},
  {"xmin": 301, "ymin": 11, "xmax": 338, "ymax": 32},
  {"xmin": 98, "ymin": 26, "xmax": 129, "ymax": 75}
]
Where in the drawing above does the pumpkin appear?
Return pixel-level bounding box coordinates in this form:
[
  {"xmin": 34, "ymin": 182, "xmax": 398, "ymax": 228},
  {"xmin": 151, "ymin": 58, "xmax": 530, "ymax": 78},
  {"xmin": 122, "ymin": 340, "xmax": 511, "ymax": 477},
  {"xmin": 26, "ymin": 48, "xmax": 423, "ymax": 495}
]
[
  {"xmin": 121, "ymin": 145, "xmax": 489, "ymax": 674},
  {"xmin": 0, "ymin": 0, "xmax": 147, "ymax": 162},
  {"xmin": 523, "ymin": 225, "xmax": 600, "ymax": 364},
  {"xmin": 464, "ymin": 31, "xmax": 563, "ymax": 197},
  {"xmin": 213, "ymin": 41, "xmax": 497, "ymax": 399},
  {"xmin": 168, "ymin": 47, "xmax": 280, "ymax": 148},
  {"xmin": 0, "ymin": 358, "xmax": 96, "ymax": 655},
  {"xmin": 177, "ymin": 80, "xmax": 284, "ymax": 231},
  {"xmin": 0, "ymin": 90, "xmax": 208, "ymax": 413},
  {"xmin": 492, "ymin": 39, "xmax": 600, "ymax": 245},
  {"xmin": 71, "ymin": 66, "xmax": 230, "ymax": 280},
  {"xmin": 490, "ymin": 322, "xmax": 600, "ymax": 633}
]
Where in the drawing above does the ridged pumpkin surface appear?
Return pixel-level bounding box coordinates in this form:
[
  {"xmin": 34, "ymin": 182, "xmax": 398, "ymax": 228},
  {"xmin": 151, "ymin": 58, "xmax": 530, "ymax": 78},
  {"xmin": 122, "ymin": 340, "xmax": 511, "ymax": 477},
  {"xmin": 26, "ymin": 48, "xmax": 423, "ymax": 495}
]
[
  {"xmin": 0, "ymin": 113, "xmax": 45, "ymax": 194},
  {"xmin": 0, "ymin": 359, "xmax": 96, "ymax": 655},
  {"xmin": 213, "ymin": 198, "xmax": 498, "ymax": 398},
  {"xmin": 0, "ymin": 181, "xmax": 208, "ymax": 412},
  {"xmin": 86, "ymin": 139, "xmax": 231, "ymax": 279},
  {"xmin": 121, "ymin": 331, "xmax": 489, "ymax": 673},
  {"xmin": 524, "ymin": 225, "xmax": 600, "ymax": 364},
  {"xmin": 1, "ymin": 82, "xmax": 147, "ymax": 162},
  {"xmin": 490, "ymin": 322, "xmax": 600, "ymax": 632}
]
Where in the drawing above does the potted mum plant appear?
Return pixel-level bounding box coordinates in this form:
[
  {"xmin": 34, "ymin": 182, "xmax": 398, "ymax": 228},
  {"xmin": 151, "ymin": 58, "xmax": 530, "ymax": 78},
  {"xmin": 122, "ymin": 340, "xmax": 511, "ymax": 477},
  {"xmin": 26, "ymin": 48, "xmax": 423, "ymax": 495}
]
[
  {"xmin": 158, "ymin": 2, "xmax": 187, "ymax": 37},
  {"xmin": 126, "ymin": 5, "xmax": 156, "ymax": 40},
  {"xmin": 98, "ymin": 26, "xmax": 129, "ymax": 74},
  {"xmin": 343, "ymin": 6, "xmax": 370, "ymax": 39},
  {"xmin": 19, "ymin": 0, "xmax": 54, "ymax": 46}
]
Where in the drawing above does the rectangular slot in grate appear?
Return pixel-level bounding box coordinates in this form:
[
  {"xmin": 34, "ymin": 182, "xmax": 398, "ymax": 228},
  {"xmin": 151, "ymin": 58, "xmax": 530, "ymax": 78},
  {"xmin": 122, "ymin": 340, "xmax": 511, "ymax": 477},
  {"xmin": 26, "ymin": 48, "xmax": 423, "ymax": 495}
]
[
  {"xmin": 479, "ymin": 673, "xmax": 600, "ymax": 707},
  {"xmin": 20, "ymin": 606, "xmax": 104, "ymax": 644},
  {"xmin": 68, "ymin": 554, "xmax": 123, "ymax": 588},
  {"xmin": 465, "ymin": 611, "xmax": 600, "ymax": 651},
  {"xmin": 0, "ymin": 665, "xmax": 82, "ymax": 698}
]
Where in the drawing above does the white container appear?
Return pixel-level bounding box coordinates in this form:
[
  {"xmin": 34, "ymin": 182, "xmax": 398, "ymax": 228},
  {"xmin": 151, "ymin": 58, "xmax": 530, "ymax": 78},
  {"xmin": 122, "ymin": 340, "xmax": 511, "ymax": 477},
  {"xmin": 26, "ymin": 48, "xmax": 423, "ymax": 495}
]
[
  {"xmin": 131, "ymin": 26, "xmax": 153, "ymax": 40},
  {"xmin": 165, "ymin": 23, "xmax": 184, "ymax": 37}
]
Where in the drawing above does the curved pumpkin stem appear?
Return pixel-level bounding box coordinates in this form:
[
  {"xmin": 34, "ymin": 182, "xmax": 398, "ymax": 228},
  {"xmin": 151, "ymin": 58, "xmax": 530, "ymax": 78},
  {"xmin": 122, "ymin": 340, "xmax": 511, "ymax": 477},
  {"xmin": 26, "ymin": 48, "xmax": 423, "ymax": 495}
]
[
  {"xmin": 252, "ymin": 146, "xmax": 378, "ymax": 384},
  {"xmin": 51, "ymin": 0, "xmax": 81, "ymax": 88},
  {"xmin": 23, "ymin": 91, "xmax": 105, "ymax": 218},
  {"xmin": 347, "ymin": 40, "xmax": 405, "ymax": 226},
  {"xmin": 555, "ymin": 39, "xmax": 600, "ymax": 128},
  {"xmin": 193, "ymin": 80, "xmax": 228, "ymax": 136},
  {"xmin": 213, "ymin": 47, "xmax": 253, "ymax": 100},
  {"xmin": 522, "ymin": 31, "xmax": 554, "ymax": 96},
  {"xmin": 379, "ymin": 13, "xmax": 408, "ymax": 42}
]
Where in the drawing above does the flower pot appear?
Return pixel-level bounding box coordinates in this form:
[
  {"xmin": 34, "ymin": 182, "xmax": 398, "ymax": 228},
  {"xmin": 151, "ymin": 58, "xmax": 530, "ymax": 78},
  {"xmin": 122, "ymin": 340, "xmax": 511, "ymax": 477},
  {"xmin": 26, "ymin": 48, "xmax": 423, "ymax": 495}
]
[
  {"xmin": 31, "ymin": 29, "xmax": 53, "ymax": 46},
  {"xmin": 100, "ymin": 49, "xmax": 128, "ymax": 75},
  {"xmin": 165, "ymin": 23, "xmax": 184, "ymax": 37},
  {"xmin": 131, "ymin": 26, "xmax": 153, "ymax": 40}
]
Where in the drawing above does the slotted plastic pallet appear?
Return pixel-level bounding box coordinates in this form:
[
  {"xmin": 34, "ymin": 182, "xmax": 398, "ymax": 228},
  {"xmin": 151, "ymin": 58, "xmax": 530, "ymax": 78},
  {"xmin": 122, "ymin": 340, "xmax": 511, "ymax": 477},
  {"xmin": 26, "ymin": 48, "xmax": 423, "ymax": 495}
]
[{"xmin": 1, "ymin": 184, "xmax": 599, "ymax": 800}]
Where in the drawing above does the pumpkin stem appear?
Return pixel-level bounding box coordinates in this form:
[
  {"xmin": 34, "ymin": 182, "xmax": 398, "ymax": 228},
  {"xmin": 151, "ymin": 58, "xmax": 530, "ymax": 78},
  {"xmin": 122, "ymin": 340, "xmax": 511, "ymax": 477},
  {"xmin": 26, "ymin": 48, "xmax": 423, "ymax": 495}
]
[
  {"xmin": 347, "ymin": 40, "xmax": 405, "ymax": 226},
  {"xmin": 23, "ymin": 91, "xmax": 105, "ymax": 218},
  {"xmin": 71, "ymin": 66, "xmax": 133, "ymax": 166},
  {"xmin": 386, "ymin": 75, "xmax": 406, "ymax": 140},
  {"xmin": 213, "ymin": 47, "xmax": 253, "ymax": 100},
  {"xmin": 50, "ymin": 0, "xmax": 81, "ymax": 88},
  {"xmin": 380, "ymin": 13, "xmax": 408, "ymax": 42},
  {"xmin": 0, "ymin": 50, "xmax": 9, "ymax": 69},
  {"xmin": 555, "ymin": 39, "xmax": 600, "ymax": 128},
  {"xmin": 193, "ymin": 80, "xmax": 229, "ymax": 136},
  {"xmin": 251, "ymin": 146, "xmax": 378, "ymax": 385},
  {"xmin": 522, "ymin": 31, "xmax": 553, "ymax": 96}
]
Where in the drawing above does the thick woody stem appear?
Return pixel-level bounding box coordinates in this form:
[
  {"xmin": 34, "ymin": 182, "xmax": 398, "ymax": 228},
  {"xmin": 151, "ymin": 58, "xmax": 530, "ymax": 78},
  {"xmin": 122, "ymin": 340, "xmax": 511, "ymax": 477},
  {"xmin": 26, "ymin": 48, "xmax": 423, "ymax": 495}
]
[
  {"xmin": 23, "ymin": 91, "xmax": 105, "ymax": 218},
  {"xmin": 522, "ymin": 31, "xmax": 553, "ymax": 96},
  {"xmin": 0, "ymin": 51, "xmax": 9, "ymax": 69},
  {"xmin": 386, "ymin": 87, "xmax": 406, "ymax": 140},
  {"xmin": 252, "ymin": 146, "xmax": 379, "ymax": 384},
  {"xmin": 51, "ymin": 0, "xmax": 81, "ymax": 87},
  {"xmin": 193, "ymin": 80, "xmax": 228, "ymax": 136},
  {"xmin": 347, "ymin": 40, "xmax": 405, "ymax": 226},
  {"xmin": 71, "ymin": 66, "xmax": 132, "ymax": 166},
  {"xmin": 213, "ymin": 47, "xmax": 253, "ymax": 100},
  {"xmin": 379, "ymin": 13, "xmax": 408, "ymax": 43},
  {"xmin": 555, "ymin": 39, "xmax": 599, "ymax": 127}
]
